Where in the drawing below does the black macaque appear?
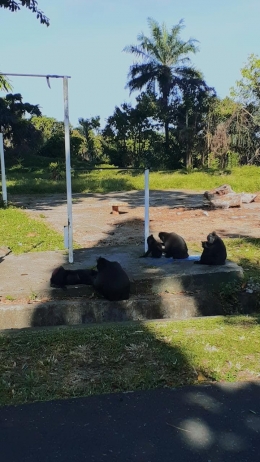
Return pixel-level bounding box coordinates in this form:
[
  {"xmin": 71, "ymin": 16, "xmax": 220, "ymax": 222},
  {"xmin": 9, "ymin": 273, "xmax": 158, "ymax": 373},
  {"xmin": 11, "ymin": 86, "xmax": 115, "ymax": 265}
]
[
  {"xmin": 50, "ymin": 266, "xmax": 97, "ymax": 287},
  {"xmin": 92, "ymin": 257, "xmax": 130, "ymax": 301},
  {"xmin": 140, "ymin": 234, "xmax": 163, "ymax": 258},
  {"xmin": 194, "ymin": 231, "xmax": 227, "ymax": 265},
  {"xmin": 158, "ymin": 232, "xmax": 189, "ymax": 259}
]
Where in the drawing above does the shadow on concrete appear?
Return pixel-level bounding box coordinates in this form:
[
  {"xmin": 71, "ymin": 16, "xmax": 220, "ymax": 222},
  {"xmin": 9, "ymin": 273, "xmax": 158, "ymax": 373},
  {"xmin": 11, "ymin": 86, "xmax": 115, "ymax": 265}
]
[
  {"xmin": 1, "ymin": 380, "xmax": 260, "ymax": 461},
  {"xmin": 29, "ymin": 215, "xmax": 249, "ymax": 330}
]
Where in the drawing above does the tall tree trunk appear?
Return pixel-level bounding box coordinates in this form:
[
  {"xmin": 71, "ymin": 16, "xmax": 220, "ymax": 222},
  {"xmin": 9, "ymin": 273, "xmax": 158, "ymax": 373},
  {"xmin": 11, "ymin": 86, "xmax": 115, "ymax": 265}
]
[
  {"xmin": 164, "ymin": 120, "xmax": 169, "ymax": 151},
  {"xmin": 162, "ymin": 91, "xmax": 170, "ymax": 153},
  {"xmin": 186, "ymin": 149, "xmax": 192, "ymax": 168}
]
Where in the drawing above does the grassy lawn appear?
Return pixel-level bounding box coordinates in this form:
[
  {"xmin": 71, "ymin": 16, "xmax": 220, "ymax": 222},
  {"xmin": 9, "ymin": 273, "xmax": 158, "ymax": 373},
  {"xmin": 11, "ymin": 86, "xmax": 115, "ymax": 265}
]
[
  {"xmin": 227, "ymin": 237, "xmax": 260, "ymax": 281},
  {"xmin": 3, "ymin": 164, "xmax": 260, "ymax": 195},
  {"xmin": 0, "ymin": 208, "xmax": 64, "ymax": 254},
  {"xmin": 0, "ymin": 315, "xmax": 260, "ymax": 406},
  {"xmin": 1, "ymin": 164, "xmax": 260, "ymax": 408}
]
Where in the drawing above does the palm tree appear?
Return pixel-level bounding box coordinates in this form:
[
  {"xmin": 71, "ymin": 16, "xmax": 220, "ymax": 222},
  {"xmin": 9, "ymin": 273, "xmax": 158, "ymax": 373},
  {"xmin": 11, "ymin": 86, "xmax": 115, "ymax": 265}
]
[
  {"xmin": 124, "ymin": 18, "xmax": 199, "ymax": 150},
  {"xmin": 0, "ymin": 74, "xmax": 12, "ymax": 92}
]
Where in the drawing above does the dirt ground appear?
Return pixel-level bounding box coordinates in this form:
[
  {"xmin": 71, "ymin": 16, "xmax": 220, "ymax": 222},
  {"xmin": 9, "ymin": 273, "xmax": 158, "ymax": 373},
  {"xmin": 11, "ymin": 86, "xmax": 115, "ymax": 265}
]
[{"xmin": 10, "ymin": 189, "xmax": 260, "ymax": 249}]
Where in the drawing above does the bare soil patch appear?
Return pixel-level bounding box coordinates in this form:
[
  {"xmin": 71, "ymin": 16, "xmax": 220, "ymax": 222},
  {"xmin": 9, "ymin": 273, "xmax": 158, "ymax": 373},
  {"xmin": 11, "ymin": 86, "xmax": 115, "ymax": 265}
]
[{"xmin": 10, "ymin": 190, "xmax": 260, "ymax": 248}]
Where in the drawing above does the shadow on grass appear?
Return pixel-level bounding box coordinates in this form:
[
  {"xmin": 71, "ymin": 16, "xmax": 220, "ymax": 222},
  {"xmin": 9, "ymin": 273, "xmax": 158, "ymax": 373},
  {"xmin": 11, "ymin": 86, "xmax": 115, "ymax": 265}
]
[
  {"xmin": 1, "ymin": 212, "xmax": 260, "ymax": 413},
  {"xmin": 0, "ymin": 320, "xmax": 200, "ymax": 407}
]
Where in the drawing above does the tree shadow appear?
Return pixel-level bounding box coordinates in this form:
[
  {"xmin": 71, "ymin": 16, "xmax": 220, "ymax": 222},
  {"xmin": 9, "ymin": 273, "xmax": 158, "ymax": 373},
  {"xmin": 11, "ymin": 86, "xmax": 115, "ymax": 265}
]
[
  {"xmin": 1, "ymin": 365, "xmax": 260, "ymax": 461},
  {"xmin": 1, "ymin": 212, "xmax": 260, "ymax": 459},
  {"xmin": 10, "ymin": 189, "xmax": 205, "ymax": 213},
  {"xmin": 29, "ymin": 213, "xmax": 254, "ymax": 329}
]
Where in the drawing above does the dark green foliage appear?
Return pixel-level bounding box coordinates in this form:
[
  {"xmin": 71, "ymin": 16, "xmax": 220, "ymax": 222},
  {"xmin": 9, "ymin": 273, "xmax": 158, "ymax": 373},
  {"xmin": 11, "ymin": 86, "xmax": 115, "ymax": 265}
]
[
  {"xmin": 38, "ymin": 131, "xmax": 64, "ymax": 158},
  {"xmin": 0, "ymin": 0, "xmax": 49, "ymax": 25},
  {"xmin": 30, "ymin": 116, "xmax": 87, "ymax": 159},
  {"xmin": 0, "ymin": 93, "xmax": 43, "ymax": 158},
  {"xmin": 77, "ymin": 116, "xmax": 103, "ymax": 163}
]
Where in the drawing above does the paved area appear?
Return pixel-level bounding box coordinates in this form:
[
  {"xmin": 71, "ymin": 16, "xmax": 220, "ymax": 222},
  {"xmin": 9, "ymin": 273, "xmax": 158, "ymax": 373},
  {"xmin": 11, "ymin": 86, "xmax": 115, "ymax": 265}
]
[
  {"xmin": 0, "ymin": 245, "xmax": 241, "ymax": 300},
  {"xmin": 1, "ymin": 381, "xmax": 260, "ymax": 461},
  {"xmin": 0, "ymin": 245, "xmax": 243, "ymax": 329}
]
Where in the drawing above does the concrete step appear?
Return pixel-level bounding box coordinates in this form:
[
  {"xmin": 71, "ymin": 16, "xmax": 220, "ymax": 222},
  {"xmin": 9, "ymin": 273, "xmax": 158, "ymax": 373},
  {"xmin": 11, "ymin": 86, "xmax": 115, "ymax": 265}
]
[
  {"xmin": 0, "ymin": 246, "xmax": 245, "ymax": 330},
  {"xmin": 2, "ymin": 289, "xmax": 257, "ymax": 331}
]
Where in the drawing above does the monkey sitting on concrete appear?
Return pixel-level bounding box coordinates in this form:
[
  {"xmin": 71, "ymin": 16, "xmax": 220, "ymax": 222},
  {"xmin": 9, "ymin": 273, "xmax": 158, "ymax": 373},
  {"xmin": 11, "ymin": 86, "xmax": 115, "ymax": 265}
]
[
  {"xmin": 194, "ymin": 231, "xmax": 227, "ymax": 265},
  {"xmin": 140, "ymin": 234, "xmax": 163, "ymax": 258},
  {"xmin": 159, "ymin": 232, "xmax": 189, "ymax": 259},
  {"xmin": 92, "ymin": 257, "xmax": 130, "ymax": 301},
  {"xmin": 50, "ymin": 266, "xmax": 97, "ymax": 287}
]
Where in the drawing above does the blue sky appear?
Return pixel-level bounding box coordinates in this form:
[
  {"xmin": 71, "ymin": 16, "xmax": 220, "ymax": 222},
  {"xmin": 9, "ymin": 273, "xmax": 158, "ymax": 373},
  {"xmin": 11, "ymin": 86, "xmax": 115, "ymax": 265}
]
[{"xmin": 0, "ymin": 0, "xmax": 259, "ymax": 128}]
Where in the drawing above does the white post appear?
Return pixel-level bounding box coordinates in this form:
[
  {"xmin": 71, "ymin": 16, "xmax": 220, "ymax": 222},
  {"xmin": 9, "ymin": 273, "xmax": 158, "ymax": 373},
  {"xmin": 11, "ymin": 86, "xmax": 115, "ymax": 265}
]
[
  {"xmin": 63, "ymin": 77, "xmax": 73, "ymax": 263},
  {"xmin": 144, "ymin": 169, "xmax": 149, "ymax": 252},
  {"xmin": 0, "ymin": 134, "xmax": 7, "ymax": 206}
]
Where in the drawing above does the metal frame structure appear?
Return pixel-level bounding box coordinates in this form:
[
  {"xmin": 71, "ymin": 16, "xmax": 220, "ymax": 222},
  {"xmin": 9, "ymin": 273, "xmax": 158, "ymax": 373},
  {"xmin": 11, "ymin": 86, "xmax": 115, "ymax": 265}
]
[
  {"xmin": 144, "ymin": 169, "xmax": 149, "ymax": 252},
  {"xmin": 0, "ymin": 73, "xmax": 150, "ymax": 259},
  {"xmin": 0, "ymin": 73, "xmax": 74, "ymax": 263}
]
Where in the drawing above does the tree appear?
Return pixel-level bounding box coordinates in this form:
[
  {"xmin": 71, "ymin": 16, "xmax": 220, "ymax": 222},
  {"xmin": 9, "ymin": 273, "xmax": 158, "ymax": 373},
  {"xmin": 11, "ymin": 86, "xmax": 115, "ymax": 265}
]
[
  {"xmin": 0, "ymin": 74, "xmax": 12, "ymax": 92},
  {"xmin": 231, "ymin": 54, "xmax": 260, "ymax": 106},
  {"xmin": 103, "ymin": 93, "xmax": 165, "ymax": 168},
  {"xmin": 78, "ymin": 117, "xmax": 103, "ymax": 163},
  {"xmin": 124, "ymin": 17, "xmax": 199, "ymax": 150},
  {"xmin": 30, "ymin": 115, "xmax": 87, "ymax": 159},
  {"xmin": 31, "ymin": 115, "xmax": 64, "ymax": 142},
  {"xmin": 0, "ymin": 0, "xmax": 49, "ymax": 25},
  {"xmin": 169, "ymin": 69, "xmax": 216, "ymax": 168},
  {"xmin": 0, "ymin": 93, "xmax": 42, "ymax": 156},
  {"xmin": 228, "ymin": 55, "xmax": 260, "ymax": 165}
]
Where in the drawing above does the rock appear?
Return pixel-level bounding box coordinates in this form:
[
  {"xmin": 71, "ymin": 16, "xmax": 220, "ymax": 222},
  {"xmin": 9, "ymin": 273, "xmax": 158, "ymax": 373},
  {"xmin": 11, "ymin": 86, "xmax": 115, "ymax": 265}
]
[
  {"xmin": 208, "ymin": 193, "xmax": 242, "ymax": 209},
  {"xmin": 241, "ymin": 193, "xmax": 257, "ymax": 203},
  {"xmin": 204, "ymin": 184, "xmax": 235, "ymax": 200}
]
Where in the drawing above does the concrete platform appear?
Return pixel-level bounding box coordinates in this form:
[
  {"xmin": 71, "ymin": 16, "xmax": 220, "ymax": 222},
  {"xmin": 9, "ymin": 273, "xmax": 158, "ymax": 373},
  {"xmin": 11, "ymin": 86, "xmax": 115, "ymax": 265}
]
[{"xmin": 0, "ymin": 245, "xmax": 245, "ymax": 330}]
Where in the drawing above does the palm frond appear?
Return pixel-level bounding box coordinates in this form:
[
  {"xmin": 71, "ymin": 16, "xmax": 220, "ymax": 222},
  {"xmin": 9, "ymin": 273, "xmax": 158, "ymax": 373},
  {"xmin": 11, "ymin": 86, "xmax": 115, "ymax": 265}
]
[
  {"xmin": 126, "ymin": 63, "xmax": 158, "ymax": 93},
  {"xmin": 0, "ymin": 74, "xmax": 13, "ymax": 92},
  {"xmin": 123, "ymin": 44, "xmax": 152, "ymax": 61},
  {"xmin": 124, "ymin": 17, "xmax": 201, "ymax": 102}
]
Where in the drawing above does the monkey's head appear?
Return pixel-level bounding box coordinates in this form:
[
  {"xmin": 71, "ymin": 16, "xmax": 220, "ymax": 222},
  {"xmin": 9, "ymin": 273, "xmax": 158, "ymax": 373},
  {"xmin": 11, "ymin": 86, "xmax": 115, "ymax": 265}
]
[
  {"xmin": 147, "ymin": 234, "xmax": 155, "ymax": 245},
  {"xmin": 50, "ymin": 266, "xmax": 66, "ymax": 286},
  {"xmin": 158, "ymin": 232, "xmax": 166, "ymax": 243},
  {"xmin": 96, "ymin": 257, "xmax": 109, "ymax": 271},
  {"xmin": 207, "ymin": 231, "xmax": 217, "ymax": 244}
]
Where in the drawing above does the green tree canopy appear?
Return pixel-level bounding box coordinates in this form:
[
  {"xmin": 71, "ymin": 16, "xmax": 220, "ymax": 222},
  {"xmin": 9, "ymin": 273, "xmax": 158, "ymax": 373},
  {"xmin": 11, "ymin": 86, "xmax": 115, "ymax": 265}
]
[
  {"xmin": 231, "ymin": 54, "xmax": 260, "ymax": 106},
  {"xmin": 0, "ymin": 93, "xmax": 42, "ymax": 156},
  {"xmin": 124, "ymin": 17, "xmax": 199, "ymax": 149},
  {"xmin": 77, "ymin": 117, "xmax": 103, "ymax": 163},
  {"xmin": 0, "ymin": 0, "xmax": 49, "ymax": 25}
]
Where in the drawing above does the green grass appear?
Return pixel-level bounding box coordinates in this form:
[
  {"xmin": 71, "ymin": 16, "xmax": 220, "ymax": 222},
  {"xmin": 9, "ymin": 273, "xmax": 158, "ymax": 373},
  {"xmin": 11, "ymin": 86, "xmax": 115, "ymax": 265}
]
[
  {"xmin": 0, "ymin": 208, "xmax": 65, "ymax": 254},
  {"xmin": 227, "ymin": 237, "xmax": 260, "ymax": 280},
  {"xmin": 1, "ymin": 315, "xmax": 260, "ymax": 406},
  {"xmin": 3, "ymin": 165, "xmax": 260, "ymax": 195}
]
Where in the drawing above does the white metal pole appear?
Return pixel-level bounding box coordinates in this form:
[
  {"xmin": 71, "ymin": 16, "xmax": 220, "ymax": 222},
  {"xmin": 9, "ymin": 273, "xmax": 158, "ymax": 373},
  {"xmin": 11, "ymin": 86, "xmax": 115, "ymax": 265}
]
[
  {"xmin": 63, "ymin": 77, "xmax": 73, "ymax": 263},
  {"xmin": 144, "ymin": 169, "xmax": 149, "ymax": 252},
  {"xmin": 0, "ymin": 134, "xmax": 7, "ymax": 206}
]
